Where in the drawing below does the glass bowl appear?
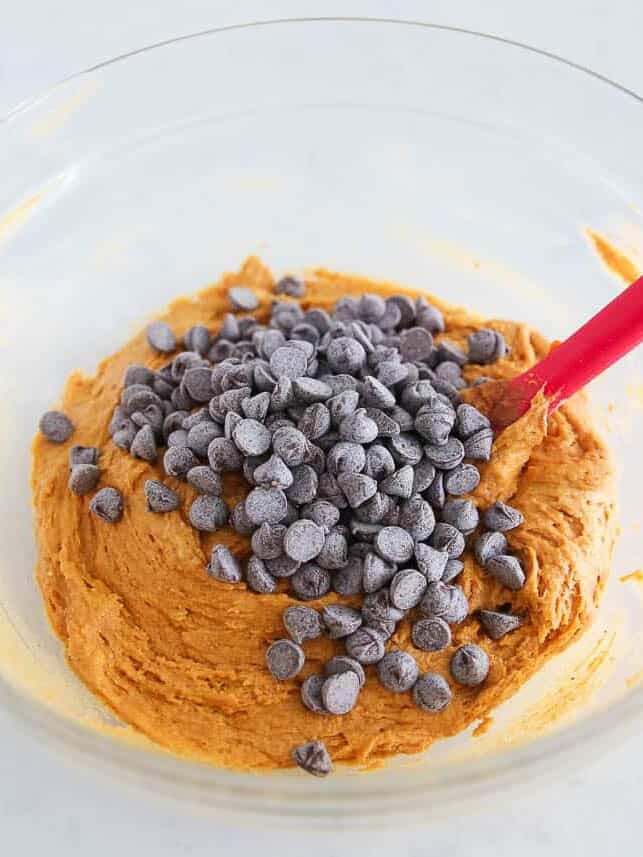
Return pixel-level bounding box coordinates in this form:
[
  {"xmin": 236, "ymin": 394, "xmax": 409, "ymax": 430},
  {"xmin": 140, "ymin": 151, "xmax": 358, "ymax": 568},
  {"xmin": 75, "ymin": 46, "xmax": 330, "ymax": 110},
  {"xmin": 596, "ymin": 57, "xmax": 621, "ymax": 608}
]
[{"xmin": 1, "ymin": 18, "xmax": 643, "ymax": 826}]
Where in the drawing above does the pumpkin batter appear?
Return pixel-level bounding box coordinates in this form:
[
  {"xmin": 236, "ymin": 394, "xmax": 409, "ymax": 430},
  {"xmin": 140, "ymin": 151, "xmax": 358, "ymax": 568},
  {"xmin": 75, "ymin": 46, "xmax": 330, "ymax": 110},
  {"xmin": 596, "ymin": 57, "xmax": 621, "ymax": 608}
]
[{"xmin": 31, "ymin": 257, "xmax": 616, "ymax": 771}]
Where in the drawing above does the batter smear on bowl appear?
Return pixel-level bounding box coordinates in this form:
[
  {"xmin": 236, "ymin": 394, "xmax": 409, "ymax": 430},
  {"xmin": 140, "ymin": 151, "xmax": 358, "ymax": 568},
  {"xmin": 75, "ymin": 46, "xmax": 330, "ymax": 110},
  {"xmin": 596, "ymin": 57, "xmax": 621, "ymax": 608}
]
[{"xmin": 31, "ymin": 257, "xmax": 616, "ymax": 775}]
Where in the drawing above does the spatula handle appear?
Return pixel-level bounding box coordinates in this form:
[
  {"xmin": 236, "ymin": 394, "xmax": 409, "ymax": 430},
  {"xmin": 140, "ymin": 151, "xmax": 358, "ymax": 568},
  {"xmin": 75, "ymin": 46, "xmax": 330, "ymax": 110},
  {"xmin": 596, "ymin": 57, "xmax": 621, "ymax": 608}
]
[{"xmin": 512, "ymin": 274, "xmax": 643, "ymax": 412}]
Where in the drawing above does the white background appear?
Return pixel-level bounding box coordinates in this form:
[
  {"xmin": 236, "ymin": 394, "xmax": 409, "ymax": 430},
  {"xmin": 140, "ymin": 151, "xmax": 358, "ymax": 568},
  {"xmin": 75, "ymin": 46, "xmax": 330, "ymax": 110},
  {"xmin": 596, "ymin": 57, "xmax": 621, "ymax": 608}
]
[{"xmin": 2, "ymin": 1, "xmax": 642, "ymax": 854}]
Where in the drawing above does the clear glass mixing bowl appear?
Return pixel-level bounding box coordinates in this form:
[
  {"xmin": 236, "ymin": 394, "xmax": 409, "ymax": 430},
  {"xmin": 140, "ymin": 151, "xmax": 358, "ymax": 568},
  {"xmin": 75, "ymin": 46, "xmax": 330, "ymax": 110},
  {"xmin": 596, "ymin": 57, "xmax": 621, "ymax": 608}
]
[{"xmin": 1, "ymin": 18, "xmax": 643, "ymax": 826}]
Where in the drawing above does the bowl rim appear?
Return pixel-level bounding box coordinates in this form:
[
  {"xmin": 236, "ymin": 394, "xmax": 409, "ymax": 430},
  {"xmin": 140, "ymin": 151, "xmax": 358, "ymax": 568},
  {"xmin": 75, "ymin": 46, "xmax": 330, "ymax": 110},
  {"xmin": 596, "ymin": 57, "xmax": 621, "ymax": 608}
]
[{"xmin": 2, "ymin": 15, "xmax": 643, "ymax": 821}]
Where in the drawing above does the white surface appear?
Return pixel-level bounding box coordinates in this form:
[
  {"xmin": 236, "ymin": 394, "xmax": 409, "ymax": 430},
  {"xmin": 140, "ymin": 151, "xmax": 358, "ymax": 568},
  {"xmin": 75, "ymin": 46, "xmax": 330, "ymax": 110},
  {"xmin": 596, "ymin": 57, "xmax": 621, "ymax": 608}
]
[{"xmin": 1, "ymin": 1, "xmax": 642, "ymax": 854}]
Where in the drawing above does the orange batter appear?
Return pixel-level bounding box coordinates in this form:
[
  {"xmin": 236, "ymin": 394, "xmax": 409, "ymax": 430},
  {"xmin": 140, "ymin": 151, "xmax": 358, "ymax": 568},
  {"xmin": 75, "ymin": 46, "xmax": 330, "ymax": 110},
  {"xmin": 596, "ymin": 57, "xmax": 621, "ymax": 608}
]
[{"xmin": 31, "ymin": 257, "xmax": 616, "ymax": 771}]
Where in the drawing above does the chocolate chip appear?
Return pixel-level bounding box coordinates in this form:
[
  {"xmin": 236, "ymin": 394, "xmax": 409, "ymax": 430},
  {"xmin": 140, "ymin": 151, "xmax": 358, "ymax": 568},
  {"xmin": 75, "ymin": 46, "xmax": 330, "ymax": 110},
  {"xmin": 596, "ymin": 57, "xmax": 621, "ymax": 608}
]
[
  {"xmin": 333, "ymin": 556, "xmax": 365, "ymax": 595},
  {"xmin": 444, "ymin": 464, "xmax": 481, "ymax": 496},
  {"xmin": 413, "ymin": 673, "xmax": 452, "ymax": 712},
  {"xmin": 272, "ymin": 426, "xmax": 308, "ymax": 467},
  {"xmin": 206, "ymin": 545, "xmax": 242, "ymax": 583},
  {"xmin": 360, "ymin": 376, "xmax": 396, "ymax": 409},
  {"xmin": 327, "ymin": 336, "xmax": 366, "ymax": 374},
  {"xmin": 283, "ymin": 606, "xmax": 324, "ymax": 644},
  {"xmin": 298, "ymin": 403, "xmax": 331, "ymax": 440},
  {"xmin": 301, "ymin": 500, "xmax": 340, "ymax": 532},
  {"xmin": 441, "ymin": 499, "xmax": 479, "ymax": 535},
  {"xmin": 318, "ymin": 473, "xmax": 349, "ymax": 509},
  {"xmin": 380, "ymin": 465, "xmax": 414, "ymax": 499},
  {"xmin": 146, "ymin": 321, "xmax": 177, "ymax": 353},
  {"xmin": 399, "ymin": 495, "xmax": 435, "ymax": 541},
  {"xmin": 450, "ymin": 644, "xmax": 489, "ymax": 686},
  {"xmin": 345, "ymin": 627, "xmax": 386, "ymax": 665},
  {"xmin": 485, "ymin": 554, "xmax": 525, "ymax": 590},
  {"xmin": 327, "ymin": 442, "xmax": 366, "ymax": 475},
  {"xmin": 230, "ymin": 418, "xmax": 271, "ymax": 456},
  {"xmin": 131, "ymin": 403, "xmax": 164, "ymax": 433},
  {"xmin": 253, "ymin": 454, "xmax": 293, "ymax": 490},
  {"xmin": 168, "ymin": 429, "xmax": 189, "ymax": 448},
  {"xmin": 292, "ymin": 740, "xmax": 333, "ymax": 777},
  {"xmin": 229, "ymin": 500, "xmax": 255, "ymax": 535},
  {"xmin": 337, "ymin": 472, "xmax": 378, "ymax": 509},
  {"xmin": 412, "ymin": 617, "xmax": 451, "ymax": 651},
  {"xmin": 124, "ymin": 364, "xmax": 156, "ymax": 387},
  {"xmin": 412, "ymin": 459, "xmax": 436, "ymax": 493},
  {"xmin": 130, "ymin": 425, "xmax": 158, "ymax": 462},
  {"xmin": 189, "ymin": 495, "xmax": 228, "ymax": 531},
  {"xmin": 275, "ymin": 275, "xmax": 306, "ymax": 297},
  {"xmin": 322, "ymin": 605, "xmax": 362, "ymax": 639},
  {"xmin": 228, "ymin": 286, "xmax": 259, "ymax": 311},
  {"xmin": 483, "ymin": 502, "xmax": 524, "ymax": 532},
  {"xmin": 284, "ymin": 520, "xmax": 325, "ymax": 562},
  {"xmin": 364, "ymin": 408, "xmax": 400, "ymax": 438},
  {"xmin": 316, "ymin": 529, "xmax": 349, "ymax": 570},
  {"xmin": 415, "ymin": 400, "xmax": 456, "ymax": 445},
  {"xmin": 69, "ymin": 464, "xmax": 100, "ymax": 496},
  {"xmin": 324, "ymin": 655, "xmax": 366, "ymax": 689},
  {"xmin": 69, "ymin": 445, "xmax": 99, "ymax": 468},
  {"xmin": 420, "ymin": 581, "xmax": 469, "ymax": 624},
  {"xmin": 240, "ymin": 392, "xmax": 270, "ymax": 423},
  {"xmin": 338, "ymin": 409, "xmax": 378, "ymax": 444},
  {"xmin": 266, "ymin": 639, "xmax": 305, "ymax": 681},
  {"xmin": 245, "ymin": 487, "xmax": 288, "ymax": 525},
  {"xmin": 414, "ymin": 543, "xmax": 448, "ymax": 582},
  {"xmin": 163, "ymin": 410, "xmax": 189, "ymax": 439},
  {"xmin": 389, "ymin": 569, "xmax": 427, "ymax": 610},
  {"xmin": 361, "ymin": 589, "xmax": 404, "ymax": 632},
  {"xmin": 463, "ymin": 427, "xmax": 494, "ymax": 461},
  {"xmin": 436, "ymin": 340, "xmax": 467, "ymax": 366},
  {"xmin": 364, "ymin": 445, "xmax": 396, "ymax": 482},
  {"xmin": 39, "ymin": 411, "xmax": 74, "ymax": 443},
  {"xmin": 424, "ymin": 437, "xmax": 465, "ymax": 471},
  {"xmin": 377, "ymin": 651, "xmax": 419, "ymax": 693},
  {"xmin": 455, "ymin": 403, "xmax": 490, "ymax": 439},
  {"xmin": 300, "ymin": 675, "xmax": 328, "ymax": 714},
  {"xmin": 89, "ymin": 487, "xmax": 123, "ymax": 523},
  {"xmin": 207, "ymin": 437, "xmax": 242, "ymax": 472},
  {"xmin": 321, "ymin": 670, "xmax": 360, "ymax": 714},
  {"xmin": 269, "ymin": 346, "xmax": 308, "ymax": 381},
  {"xmin": 474, "ymin": 531, "xmax": 508, "ymax": 566},
  {"xmin": 327, "ymin": 390, "xmax": 360, "ymax": 427},
  {"xmin": 181, "ymin": 367, "xmax": 212, "ymax": 403},
  {"xmin": 249, "ymin": 523, "xmax": 285, "ymax": 560},
  {"xmin": 144, "ymin": 479, "xmax": 180, "ymax": 512},
  {"xmin": 480, "ymin": 610, "xmax": 524, "ymax": 641},
  {"xmin": 400, "ymin": 327, "xmax": 433, "ymax": 362},
  {"xmin": 270, "ymin": 376, "xmax": 296, "ymax": 414},
  {"xmin": 286, "ymin": 464, "xmax": 319, "ymax": 505},
  {"xmin": 467, "ymin": 328, "xmax": 507, "ymax": 364},
  {"xmin": 360, "ymin": 552, "xmax": 395, "ymax": 593},
  {"xmin": 245, "ymin": 555, "xmax": 278, "ymax": 593},
  {"xmin": 376, "ymin": 360, "xmax": 408, "ymax": 386},
  {"xmin": 416, "ymin": 298, "xmax": 445, "ymax": 333},
  {"xmin": 290, "ymin": 564, "xmax": 332, "ymax": 599},
  {"xmin": 183, "ymin": 324, "xmax": 211, "ymax": 356},
  {"xmin": 425, "ymin": 471, "xmax": 446, "ymax": 510},
  {"xmin": 442, "ymin": 559, "xmax": 464, "ymax": 582},
  {"xmin": 387, "ymin": 294, "xmax": 416, "ymax": 327},
  {"xmin": 265, "ymin": 555, "xmax": 300, "ymax": 578},
  {"xmin": 375, "ymin": 526, "xmax": 414, "ymax": 563},
  {"xmin": 186, "ymin": 465, "xmax": 222, "ymax": 495},
  {"xmin": 430, "ymin": 523, "xmax": 465, "ymax": 558},
  {"xmin": 389, "ymin": 432, "xmax": 423, "ymax": 466},
  {"xmin": 122, "ymin": 385, "xmax": 161, "ymax": 415},
  {"xmin": 164, "ymin": 445, "xmax": 198, "ymax": 477},
  {"xmin": 292, "ymin": 378, "xmax": 332, "ymax": 404}
]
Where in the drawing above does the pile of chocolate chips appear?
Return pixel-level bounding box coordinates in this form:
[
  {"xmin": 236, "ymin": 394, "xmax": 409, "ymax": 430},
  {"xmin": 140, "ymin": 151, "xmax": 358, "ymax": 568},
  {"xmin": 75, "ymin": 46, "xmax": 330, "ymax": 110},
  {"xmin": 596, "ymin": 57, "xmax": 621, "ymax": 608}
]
[{"xmin": 40, "ymin": 275, "xmax": 527, "ymax": 778}]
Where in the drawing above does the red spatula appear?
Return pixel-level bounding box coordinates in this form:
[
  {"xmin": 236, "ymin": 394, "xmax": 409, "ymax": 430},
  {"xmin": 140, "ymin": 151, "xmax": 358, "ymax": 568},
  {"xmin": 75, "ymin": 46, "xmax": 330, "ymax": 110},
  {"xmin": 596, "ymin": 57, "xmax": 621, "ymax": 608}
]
[{"xmin": 473, "ymin": 275, "xmax": 643, "ymax": 431}]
